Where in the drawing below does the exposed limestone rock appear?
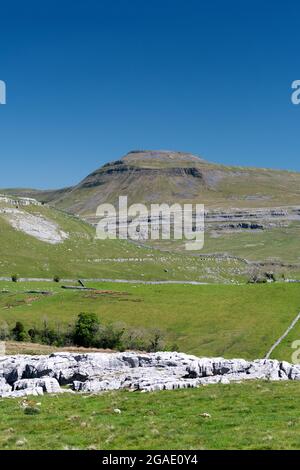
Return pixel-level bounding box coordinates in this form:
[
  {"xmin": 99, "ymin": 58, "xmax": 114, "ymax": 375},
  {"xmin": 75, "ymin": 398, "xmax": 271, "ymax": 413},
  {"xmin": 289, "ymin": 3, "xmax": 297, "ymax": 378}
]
[
  {"xmin": 13, "ymin": 378, "xmax": 61, "ymax": 394},
  {"xmin": 1, "ymin": 387, "xmax": 44, "ymax": 399},
  {"xmin": 0, "ymin": 352, "xmax": 299, "ymax": 398},
  {"xmin": 0, "ymin": 377, "xmax": 12, "ymax": 394},
  {"xmin": 0, "ymin": 208, "xmax": 68, "ymax": 244}
]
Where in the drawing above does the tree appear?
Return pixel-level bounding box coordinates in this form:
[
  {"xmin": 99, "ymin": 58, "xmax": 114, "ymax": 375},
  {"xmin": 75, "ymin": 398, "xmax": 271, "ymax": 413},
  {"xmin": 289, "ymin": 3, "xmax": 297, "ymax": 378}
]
[{"xmin": 73, "ymin": 312, "xmax": 100, "ymax": 347}]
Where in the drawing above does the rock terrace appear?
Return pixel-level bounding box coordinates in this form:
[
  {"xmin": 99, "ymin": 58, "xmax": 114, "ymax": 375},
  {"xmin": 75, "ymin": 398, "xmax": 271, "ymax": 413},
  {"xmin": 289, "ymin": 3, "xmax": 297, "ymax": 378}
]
[{"xmin": 0, "ymin": 352, "xmax": 299, "ymax": 398}]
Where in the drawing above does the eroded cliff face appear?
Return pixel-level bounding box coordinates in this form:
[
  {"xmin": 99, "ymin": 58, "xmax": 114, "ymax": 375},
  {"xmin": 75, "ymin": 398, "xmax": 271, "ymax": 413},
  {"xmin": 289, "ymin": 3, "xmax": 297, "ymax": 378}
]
[
  {"xmin": 80, "ymin": 164, "xmax": 206, "ymax": 189},
  {"xmin": 0, "ymin": 352, "xmax": 300, "ymax": 398}
]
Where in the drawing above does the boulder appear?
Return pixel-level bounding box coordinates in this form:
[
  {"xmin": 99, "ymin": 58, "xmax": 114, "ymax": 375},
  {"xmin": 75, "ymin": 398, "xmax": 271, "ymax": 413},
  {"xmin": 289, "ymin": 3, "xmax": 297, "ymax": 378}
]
[
  {"xmin": 13, "ymin": 378, "xmax": 61, "ymax": 394},
  {"xmin": 0, "ymin": 377, "xmax": 11, "ymax": 395}
]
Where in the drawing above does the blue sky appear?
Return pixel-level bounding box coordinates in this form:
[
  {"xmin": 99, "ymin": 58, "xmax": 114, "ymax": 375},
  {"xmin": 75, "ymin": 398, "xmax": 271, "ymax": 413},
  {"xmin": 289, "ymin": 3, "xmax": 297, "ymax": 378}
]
[{"xmin": 0, "ymin": 0, "xmax": 300, "ymax": 188}]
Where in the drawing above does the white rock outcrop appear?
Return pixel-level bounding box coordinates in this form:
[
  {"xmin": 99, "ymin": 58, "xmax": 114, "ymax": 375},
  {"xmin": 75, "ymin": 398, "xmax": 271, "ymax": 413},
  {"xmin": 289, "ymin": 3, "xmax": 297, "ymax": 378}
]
[
  {"xmin": 0, "ymin": 208, "xmax": 68, "ymax": 244},
  {"xmin": 0, "ymin": 352, "xmax": 299, "ymax": 398}
]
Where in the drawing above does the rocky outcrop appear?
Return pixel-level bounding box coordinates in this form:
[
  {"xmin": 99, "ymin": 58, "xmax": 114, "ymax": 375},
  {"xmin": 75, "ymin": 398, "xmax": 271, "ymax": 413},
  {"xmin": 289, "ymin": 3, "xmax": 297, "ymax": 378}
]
[
  {"xmin": 0, "ymin": 194, "xmax": 41, "ymax": 207},
  {"xmin": 0, "ymin": 208, "xmax": 69, "ymax": 245},
  {"xmin": 0, "ymin": 352, "xmax": 299, "ymax": 398},
  {"xmin": 79, "ymin": 164, "xmax": 206, "ymax": 189}
]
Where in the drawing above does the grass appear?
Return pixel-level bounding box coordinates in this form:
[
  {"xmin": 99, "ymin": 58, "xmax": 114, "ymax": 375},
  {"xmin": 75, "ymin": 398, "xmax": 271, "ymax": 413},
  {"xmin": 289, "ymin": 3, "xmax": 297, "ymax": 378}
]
[
  {"xmin": 204, "ymin": 223, "xmax": 300, "ymax": 264},
  {"xmin": 1, "ymin": 281, "xmax": 300, "ymax": 361},
  {"xmin": 0, "ymin": 203, "xmax": 247, "ymax": 282},
  {"xmin": 156, "ymin": 223, "xmax": 300, "ymax": 265},
  {"xmin": 145, "ymin": 222, "xmax": 300, "ymax": 278},
  {"xmin": 0, "ymin": 381, "xmax": 300, "ymax": 449}
]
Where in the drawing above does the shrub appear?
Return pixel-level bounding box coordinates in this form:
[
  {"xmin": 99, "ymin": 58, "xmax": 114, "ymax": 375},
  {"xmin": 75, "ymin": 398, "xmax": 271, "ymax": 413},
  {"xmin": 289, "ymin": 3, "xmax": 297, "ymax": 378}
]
[
  {"xmin": 12, "ymin": 321, "xmax": 27, "ymax": 342},
  {"xmin": 53, "ymin": 275, "xmax": 60, "ymax": 283},
  {"xmin": 94, "ymin": 324, "xmax": 124, "ymax": 350},
  {"xmin": 37, "ymin": 320, "xmax": 67, "ymax": 346},
  {"xmin": 121, "ymin": 327, "xmax": 148, "ymax": 351},
  {"xmin": 7, "ymin": 315, "xmax": 166, "ymax": 352},
  {"xmin": 121, "ymin": 327, "xmax": 164, "ymax": 352},
  {"xmin": 147, "ymin": 329, "xmax": 165, "ymax": 352},
  {"xmin": 11, "ymin": 274, "xmax": 18, "ymax": 283},
  {"xmin": 73, "ymin": 312, "xmax": 100, "ymax": 347},
  {"xmin": 28, "ymin": 328, "xmax": 37, "ymax": 342}
]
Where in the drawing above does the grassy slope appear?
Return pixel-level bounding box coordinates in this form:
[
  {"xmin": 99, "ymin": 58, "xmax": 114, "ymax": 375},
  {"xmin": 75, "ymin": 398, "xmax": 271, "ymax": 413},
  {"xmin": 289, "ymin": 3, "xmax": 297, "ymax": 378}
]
[
  {"xmin": 1, "ymin": 281, "xmax": 299, "ymax": 361},
  {"xmin": 3, "ymin": 154, "xmax": 300, "ymax": 275},
  {"xmin": 1, "ymin": 382, "xmax": 300, "ymax": 449},
  {"xmin": 204, "ymin": 222, "xmax": 300, "ymax": 263},
  {"xmin": 147, "ymin": 222, "xmax": 300, "ymax": 270},
  {"xmin": 0, "ymin": 204, "xmax": 246, "ymax": 282}
]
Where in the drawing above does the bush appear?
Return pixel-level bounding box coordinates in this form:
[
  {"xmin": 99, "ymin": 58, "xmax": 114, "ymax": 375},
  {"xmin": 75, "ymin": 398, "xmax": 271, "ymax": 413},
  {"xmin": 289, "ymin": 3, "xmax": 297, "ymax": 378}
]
[
  {"xmin": 53, "ymin": 275, "xmax": 60, "ymax": 283},
  {"xmin": 147, "ymin": 329, "xmax": 165, "ymax": 352},
  {"xmin": 28, "ymin": 328, "xmax": 37, "ymax": 342},
  {"xmin": 36, "ymin": 320, "xmax": 67, "ymax": 346},
  {"xmin": 121, "ymin": 328, "xmax": 148, "ymax": 351},
  {"xmin": 6, "ymin": 314, "xmax": 166, "ymax": 352},
  {"xmin": 11, "ymin": 274, "xmax": 18, "ymax": 283},
  {"xmin": 12, "ymin": 321, "xmax": 27, "ymax": 342},
  {"xmin": 121, "ymin": 327, "xmax": 165, "ymax": 352},
  {"xmin": 73, "ymin": 312, "xmax": 100, "ymax": 347},
  {"xmin": 94, "ymin": 324, "xmax": 124, "ymax": 350}
]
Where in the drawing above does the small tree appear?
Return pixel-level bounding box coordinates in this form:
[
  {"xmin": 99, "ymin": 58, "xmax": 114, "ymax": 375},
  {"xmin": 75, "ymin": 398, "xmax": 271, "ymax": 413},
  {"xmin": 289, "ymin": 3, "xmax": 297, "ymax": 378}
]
[
  {"xmin": 73, "ymin": 312, "xmax": 100, "ymax": 347},
  {"xmin": 12, "ymin": 321, "xmax": 27, "ymax": 342}
]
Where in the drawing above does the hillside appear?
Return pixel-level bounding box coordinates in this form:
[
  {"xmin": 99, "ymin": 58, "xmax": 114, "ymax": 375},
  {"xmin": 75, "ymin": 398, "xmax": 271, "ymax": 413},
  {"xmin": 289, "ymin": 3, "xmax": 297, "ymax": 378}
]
[
  {"xmin": 0, "ymin": 195, "xmax": 248, "ymax": 281},
  {"xmin": 4, "ymin": 150, "xmax": 300, "ymax": 217},
  {"xmin": 2, "ymin": 150, "xmax": 300, "ymax": 271}
]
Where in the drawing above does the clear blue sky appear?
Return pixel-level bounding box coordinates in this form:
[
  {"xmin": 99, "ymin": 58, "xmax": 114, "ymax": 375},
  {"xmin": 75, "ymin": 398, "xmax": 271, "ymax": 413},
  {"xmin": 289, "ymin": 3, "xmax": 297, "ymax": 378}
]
[{"xmin": 0, "ymin": 0, "xmax": 300, "ymax": 188}]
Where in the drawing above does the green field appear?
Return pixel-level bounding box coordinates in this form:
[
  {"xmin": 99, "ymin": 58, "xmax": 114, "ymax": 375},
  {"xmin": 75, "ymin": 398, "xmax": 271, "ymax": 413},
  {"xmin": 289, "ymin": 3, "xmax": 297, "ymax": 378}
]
[
  {"xmin": 0, "ymin": 382, "xmax": 300, "ymax": 450},
  {"xmin": 1, "ymin": 281, "xmax": 300, "ymax": 361}
]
